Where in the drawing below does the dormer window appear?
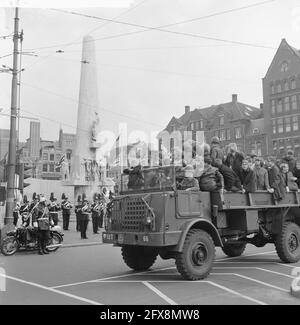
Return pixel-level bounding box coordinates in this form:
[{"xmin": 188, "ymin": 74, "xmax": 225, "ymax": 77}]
[
  {"xmin": 219, "ymin": 115, "xmax": 224, "ymax": 126},
  {"xmin": 281, "ymin": 61, "xmax": 289, "ymax": 72}
]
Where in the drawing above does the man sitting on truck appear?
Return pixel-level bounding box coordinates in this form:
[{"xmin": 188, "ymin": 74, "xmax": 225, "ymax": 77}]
[
  {"xmin": 237, "ymin": 159, "xmax": 257, "ymax": 193},
  {"xmin": 179, "ymin": 165, "xmax": 200, "ymax": 191},
  {"xmin": 266, "ymin": 156, "xmax": 286, "ymax": 202},
  {"xmin": 214, "ymin": 158, "xmax": 242, "ymax": 192}
]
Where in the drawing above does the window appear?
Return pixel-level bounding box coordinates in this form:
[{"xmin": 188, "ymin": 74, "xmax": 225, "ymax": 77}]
[
  {"xmin": 271, "ymin": 84, "xmax": 275, "ymax": 94},
  {"xmin": 285, "ymin": 117, "xmax": 291, "ymax": 133},
  {"xmin": 291, "ymin": 79, "xmax": 296, "ymax": 90},
  {"xmin": 271, "ymin": 100, "xmax": 276, "ymax": 115},
  {"xmin": 42, "ymin": 164, "xmax": 48, "ymax": 172},
  {"xmin": 234, "ymin": 127, "xmax": 242, "ymax": 139},
  {"xmin": 281, "ymin": 61, "xmax": 289, "ymax": 72},
  {"xmin": 220, "ymin": 130, "xmax": 226, "ymax": 141},
  {"xmin": 199, "ymin": 120, "xmax": 203, "ymax": 129},
  {"xmin": 277, "ymin": 118, "xmax": 283, "ymax": 133},
  {"xmin": 49, "ymin": 164, "xmax": 54, "ymax": 172},
  {"xmin": 42, "ymin": 153, "xmax": 48, "ymax": 160},
  {"xmin": 284, "ymin": 97, "xmax": 290, "ymax": 112},
  {"xmin": 292, "ymin": 95, "xmax": 297, "ymax": 110},
  {"xmin": 293, "ymin": 116, "xmax": 299, "ymax": 131},
  {"xmin": 272, "ymin": 120, "xmax": 276, "ymax": 134},
  {"xmin": 66, "ymin": 152, "xmax": 71, "ymax": 160},
  {"xmin": 273, "ymin": 140, "xmax": 277, "ymax": 151},
  {"xmin": 277, "ymin": 99, "xmax": 282, "ymax": 113},
  {"xmin": 277, "ymin": 83, "xmax": 282, "ymax": 93},
  {"xmin": 219, "ymin": 115, "xmax": 225, "ymax": 126},
  {"xmin": 284, "ymin": 81, "xmax": 289, "ymax": 91},
  {"xmin": 226, "ymin": 129, "xmax": 231, "ymax": 140},
  {"xmin": 49, "ymin": 153, "xmax": 54, "ymax": 161},
  {"xmin": 190, "ymin": 122, "xmax": 195, "ymax": 131}
]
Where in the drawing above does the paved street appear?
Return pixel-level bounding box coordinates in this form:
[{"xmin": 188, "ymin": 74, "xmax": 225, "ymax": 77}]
[{"xmin": 1, "ymin": 243, "xmax": 300, "ymax": 305}]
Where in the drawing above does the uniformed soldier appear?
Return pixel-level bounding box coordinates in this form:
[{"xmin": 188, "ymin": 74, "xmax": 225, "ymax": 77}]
[
  {"xmin": 48, "ymin": 193, "xmax": 61, "ymax": 226},
  {"xmin": 80, "ymin": 197, "xmax": 90, "ymax": 239},
  {"xmin": 61, "ymin": 193, "xmax": 72, "ymax": 230},
  {"xmin": 75, "ymin": 195, "xmax": 82, "ymax": 232},
  {"xmin": 91, "ymin": 193, "xmax": 101, "ymax": 234},
  {"xmin": 32, "ymin": 196, "xmax": 54, "ymax": 255}
]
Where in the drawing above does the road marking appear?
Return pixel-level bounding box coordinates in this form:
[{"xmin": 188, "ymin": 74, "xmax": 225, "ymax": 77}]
[
  {"xmin": 0, "ymin": 272, "xmax": 102, "ymax": 305},
  {"xmin": 50, "ymin": 250, "xmax": 278, "ymax": 289},
  {"xmin": 143, "ymin": 281, "xmax": 177, "ymax": 305},
  {"xmin": 276, "ymin": 263, "xmax": 300, "ymax": 268},
  {"xmin": 94, "ymin": 280, "xmax": 267, "ymax": 305},
  {"xmin": 205, "ymin": 280, "xmax": 267, "ymax": 305},
  {"xmin": 213, "ymin": 267, "xmax": 295, "ymax": 278},
  {"xmin": 211, "ymin": 273, "xmax": 288, "ymax": 292}
]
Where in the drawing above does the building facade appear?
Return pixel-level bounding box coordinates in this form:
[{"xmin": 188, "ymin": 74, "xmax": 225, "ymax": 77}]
[
  {"xmin": 263, "ymin": 39, "xmax": 300, "ymax": 157},
  {"xmin": 159, "ymin": 94, "xmax": 266, "ymax": 159}
]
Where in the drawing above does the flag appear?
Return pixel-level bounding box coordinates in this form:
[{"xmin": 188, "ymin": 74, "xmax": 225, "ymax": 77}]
[{"xmin": 56, "ymin": 154, "xmax": 66, "ymax": 169}]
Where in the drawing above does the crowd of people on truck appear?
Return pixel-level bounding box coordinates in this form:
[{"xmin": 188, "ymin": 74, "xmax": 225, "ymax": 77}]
[
  {"xmin": 178, "ymin": 136, "xmax": 300, "ymax": 204},
  {"xmin": 11, "ymin": 188, "xmax": 113, "ymax": 254}
]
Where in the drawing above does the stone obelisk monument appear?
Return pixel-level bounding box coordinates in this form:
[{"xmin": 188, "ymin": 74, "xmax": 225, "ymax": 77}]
[{"xmin": 69, "ymin": 35, "xmax": 103, "ymax": 200}]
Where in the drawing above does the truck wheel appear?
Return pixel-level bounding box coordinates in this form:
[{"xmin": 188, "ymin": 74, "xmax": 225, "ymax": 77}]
[
  {"xmin": 121, "ymin": 246, "xmax": 158, "ymax": 271},
  {"xmin": 222, "ymin": 243, "xmax": 246, "ymax": 257},
  {"xmin": 275, "ymin": 222, "xmax": 300, "ymax": 263},
  {"xmin": 175, "ymin": 229, "xmax": 215, "ymax": 281}
]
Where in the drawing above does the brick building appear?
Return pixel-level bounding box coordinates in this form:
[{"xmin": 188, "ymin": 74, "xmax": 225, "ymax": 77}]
[
  {"xmin": 263, "ymin": 39, "xmax": 300, "ymax": 157},
  {"xmin": 159, "ymin": 94, "xmax": 266, "ymax": 158}
]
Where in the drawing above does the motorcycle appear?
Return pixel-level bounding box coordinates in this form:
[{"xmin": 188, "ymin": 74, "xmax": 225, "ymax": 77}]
[{"xmin": 0, "ymin": 224, "xmax": 64, "ymax": 256}]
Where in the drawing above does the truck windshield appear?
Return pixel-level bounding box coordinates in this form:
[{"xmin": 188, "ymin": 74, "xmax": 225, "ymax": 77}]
[{"xmin": 121, "ymin": 166, "xmax": 176, "ymax": 193}]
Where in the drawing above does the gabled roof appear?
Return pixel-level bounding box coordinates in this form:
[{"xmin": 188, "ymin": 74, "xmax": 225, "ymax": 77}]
[
  {"xmin": 163, "ymin": 99, "xmax": 261, "ymax": 132},
  {"xmin": 264, "ymin": 39, "xmax": 300, "ymax": 79}
]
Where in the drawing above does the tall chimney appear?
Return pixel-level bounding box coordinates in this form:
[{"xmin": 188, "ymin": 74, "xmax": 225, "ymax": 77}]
[
  {"xmin": 232, "ymin": 94, "xmax": 238, "ymax": 103},
  {"xmin": 185, "ymin": 105, "xmax": 190, "ymax": 114}
]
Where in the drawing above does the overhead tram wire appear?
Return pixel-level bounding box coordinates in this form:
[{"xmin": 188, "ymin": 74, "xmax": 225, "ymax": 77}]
[
  {"xmin": 48, "ymin": 8, "xmax": 276, "ymax": 50},
  {"xmin": 21, "ymin": 0, "xmax": 150, "ymax": 71},
  {"xmin": 24, "ymin": 0, "xmax": 278, "ymax": 53}
]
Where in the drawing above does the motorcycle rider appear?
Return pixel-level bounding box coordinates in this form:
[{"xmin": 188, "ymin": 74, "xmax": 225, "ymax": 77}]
[{"xmin": 32, "ymin": 196, "xmax": 54, "ymax": 255}]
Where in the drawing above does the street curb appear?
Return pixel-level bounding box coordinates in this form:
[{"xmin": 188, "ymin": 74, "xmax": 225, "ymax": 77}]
[{"xmin": 61, "ymin": 242, "xmax": 109, "ymax": 248}]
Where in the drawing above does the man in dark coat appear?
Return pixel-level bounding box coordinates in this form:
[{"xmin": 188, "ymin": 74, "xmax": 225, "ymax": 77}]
[
  {"xmin": 282, "ymin": 150, "xmax": 297, "ymax": 173},
  {"xmin": 238, "ymin": 160, "xmax": 257, "ymax": 193},
  {"xmin": 210, "ymin": 136, "xmax": 224, "ymax": 166},
  {"xmin": 224, "ymin": 143, "xmax": 245, "ymax": 175},
  {"xmin": 266, "ymin": 157, "xmax": 285, "ymax": 201},
  {"xmin": 214, "ymin": 158, "xmax": 242, "ymax": 192},
  {"xmin": 293, "ymin": 161, "xmax": 300, "ymax": 188},
  {"xmin": 123, "ymin": 165, "xmax": 144, "ymax": 190}
]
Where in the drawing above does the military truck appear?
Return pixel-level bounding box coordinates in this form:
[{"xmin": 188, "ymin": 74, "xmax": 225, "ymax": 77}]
[{"xmin": 102, "ymin": 166, "xmax": 300, "ymax": 280}]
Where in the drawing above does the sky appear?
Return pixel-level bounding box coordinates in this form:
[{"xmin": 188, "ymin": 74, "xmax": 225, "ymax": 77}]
[{"xmin": 0, "ymin": 0, "xmax": 300, "ymax": 146}]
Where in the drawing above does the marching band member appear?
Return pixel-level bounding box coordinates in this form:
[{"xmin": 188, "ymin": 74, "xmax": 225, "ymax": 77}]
[
  {"xmin": 75, "ymin": 195, "xmax": 82, "ymax": 232},
  {"xmin": 80, "ymin": 195, "xmax": 90, "ymax": 239},
  {"xmin": 91, "ymin": 193, "xmax": 101, "ymax": 234},
  {"xmin": 48, "ymin": 192, "xmax": 61, "ymax": 226},
  {"xmin": 61, "ymin": 193, "xmax": 72, "ymax": 231}
]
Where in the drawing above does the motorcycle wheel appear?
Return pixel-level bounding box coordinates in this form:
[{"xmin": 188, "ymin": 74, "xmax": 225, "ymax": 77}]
[
  {"xmin": 46, "ymin": 233, "xmax": 62, "ymax": 252},
  {"xmin": 1, "ymin": 236, "xmax": 19, "ymax": 256}
]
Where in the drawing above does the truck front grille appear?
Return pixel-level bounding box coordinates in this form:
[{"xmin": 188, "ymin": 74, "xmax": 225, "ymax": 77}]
[{"xmin": 111, "ymin": 196, "xmax": 147, "ymax": 232}]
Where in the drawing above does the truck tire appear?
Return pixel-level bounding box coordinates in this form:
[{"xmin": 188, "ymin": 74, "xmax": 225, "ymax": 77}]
[
  {"xmin": 275, "ymin": 222, "xmax": 300, "ymax": 263},
  {"xmin": 121, "ymin": 246, "xmax": 158, "ymax": 271},
  {"xmin": 175, "ymin": 229, "xmax": 215, "ymax": 281},
  {"xmin": 222, "ymin": 243, "xmax": 246, "ymax": 257}
]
